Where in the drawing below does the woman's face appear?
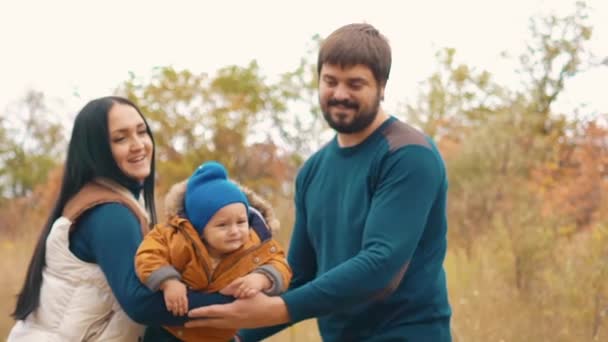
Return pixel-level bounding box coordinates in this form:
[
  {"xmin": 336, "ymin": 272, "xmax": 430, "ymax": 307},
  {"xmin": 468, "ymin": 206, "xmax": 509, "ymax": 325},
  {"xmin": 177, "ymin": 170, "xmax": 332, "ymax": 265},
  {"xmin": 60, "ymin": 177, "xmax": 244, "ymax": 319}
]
[{"xmin": 107, "ymin": 103, "xmax": 153, "ymax": 183}]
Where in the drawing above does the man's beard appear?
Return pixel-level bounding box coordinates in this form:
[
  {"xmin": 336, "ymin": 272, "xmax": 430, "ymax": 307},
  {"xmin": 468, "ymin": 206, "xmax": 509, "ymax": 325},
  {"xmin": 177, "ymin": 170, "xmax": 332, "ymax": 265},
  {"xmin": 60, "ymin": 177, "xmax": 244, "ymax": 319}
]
[{"xmin": 321, "ymin": 92, "xmax": 380, "ymax": 134}]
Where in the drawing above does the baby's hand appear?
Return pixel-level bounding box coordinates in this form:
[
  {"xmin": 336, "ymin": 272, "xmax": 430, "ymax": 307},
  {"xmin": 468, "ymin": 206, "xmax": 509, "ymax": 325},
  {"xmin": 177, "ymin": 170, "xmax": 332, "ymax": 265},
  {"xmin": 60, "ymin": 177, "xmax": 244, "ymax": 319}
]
[
  {"xmin": 220, "ymin": 273, "xmax": 272, "ymax": 299},
  {"xmin": 160, "ymin": 279, "xmax": 188, "ymax": 316}
]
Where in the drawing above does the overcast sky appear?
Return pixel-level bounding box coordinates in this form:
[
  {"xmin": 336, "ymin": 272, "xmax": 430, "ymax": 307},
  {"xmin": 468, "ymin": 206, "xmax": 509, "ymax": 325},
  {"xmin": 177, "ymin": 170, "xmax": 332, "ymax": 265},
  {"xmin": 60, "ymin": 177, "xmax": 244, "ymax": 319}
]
[{"xmin": 0, "ymin": 0, "xmax": 606, "ymax": 121}]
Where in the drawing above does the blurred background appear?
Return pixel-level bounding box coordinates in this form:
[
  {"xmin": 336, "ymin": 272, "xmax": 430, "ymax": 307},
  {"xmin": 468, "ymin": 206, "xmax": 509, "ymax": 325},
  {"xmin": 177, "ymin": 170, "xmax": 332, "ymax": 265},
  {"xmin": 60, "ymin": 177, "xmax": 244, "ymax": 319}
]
[{"xmin": 1, "ymin": 0, "xmax": 607, "ymax": 340}]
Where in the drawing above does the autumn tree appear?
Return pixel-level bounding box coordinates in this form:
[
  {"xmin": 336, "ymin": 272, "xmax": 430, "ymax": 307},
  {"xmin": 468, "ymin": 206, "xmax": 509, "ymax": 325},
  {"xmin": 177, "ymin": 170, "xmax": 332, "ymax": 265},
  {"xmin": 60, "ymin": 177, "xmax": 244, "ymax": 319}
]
[
  {"xmin": 519, "ymin": 1, "xmax": 593, "ymax": 130},
  {"xmin": 269, "ymin": 35, "xmax": 332, "ymax": 160},
  {"xmin": 0, "ymin": 90, "xmax": 65, "ymax": 199},
  {"xmin": 118, "ymin": 62, "xmax": 300, "ymax": 226}
]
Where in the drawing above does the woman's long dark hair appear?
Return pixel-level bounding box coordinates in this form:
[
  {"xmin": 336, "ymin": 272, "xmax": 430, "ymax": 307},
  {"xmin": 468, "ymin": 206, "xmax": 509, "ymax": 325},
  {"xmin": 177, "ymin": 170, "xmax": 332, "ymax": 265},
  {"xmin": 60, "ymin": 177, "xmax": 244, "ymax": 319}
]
[{"xmin": 11, "ymin": 96, "xmax": 157, "ymax": 320}]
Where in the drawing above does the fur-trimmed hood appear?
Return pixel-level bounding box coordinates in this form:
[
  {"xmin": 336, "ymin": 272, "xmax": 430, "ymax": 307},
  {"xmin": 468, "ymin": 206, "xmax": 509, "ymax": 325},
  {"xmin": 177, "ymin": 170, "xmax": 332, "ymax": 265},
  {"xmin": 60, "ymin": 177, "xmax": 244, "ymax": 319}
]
[{"xmin": 163, "ymin": 179, "xmax": 280, "ymax": 233}]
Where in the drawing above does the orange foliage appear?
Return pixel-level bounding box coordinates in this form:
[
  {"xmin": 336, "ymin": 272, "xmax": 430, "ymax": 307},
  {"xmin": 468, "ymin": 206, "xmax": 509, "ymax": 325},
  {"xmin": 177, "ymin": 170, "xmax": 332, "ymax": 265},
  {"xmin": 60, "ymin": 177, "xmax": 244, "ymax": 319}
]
[
  {"xmin": 533, "ymin": 123, "xmax": 608, "ymax": 229},
  {"xmin": 0, "ymin": 165, "xmax": 63, "ymax": 238}
]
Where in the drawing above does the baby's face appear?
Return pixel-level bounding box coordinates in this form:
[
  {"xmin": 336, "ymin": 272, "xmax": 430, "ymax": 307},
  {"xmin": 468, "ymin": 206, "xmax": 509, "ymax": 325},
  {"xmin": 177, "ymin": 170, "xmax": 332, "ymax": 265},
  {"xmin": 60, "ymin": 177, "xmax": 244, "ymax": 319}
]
[{"xmin": 202, "ymin": 203, "xmax": 249, "ymax": 256}]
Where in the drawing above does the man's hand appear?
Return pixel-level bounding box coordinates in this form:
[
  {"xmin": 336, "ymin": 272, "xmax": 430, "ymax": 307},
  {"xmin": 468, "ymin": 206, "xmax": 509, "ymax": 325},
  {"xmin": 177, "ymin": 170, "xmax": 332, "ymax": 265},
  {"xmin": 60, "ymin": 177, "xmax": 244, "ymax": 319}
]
[
  {"xmin": 220, "ymin": 273, "xmax": 272, "ymax": 298},
  {"xmin": 185, "ymin": 293, "xmax": 290, "ymax": 329},
  {"xmin": 160, "ymin": 278, "xmax": 188, "ymax": 316}
]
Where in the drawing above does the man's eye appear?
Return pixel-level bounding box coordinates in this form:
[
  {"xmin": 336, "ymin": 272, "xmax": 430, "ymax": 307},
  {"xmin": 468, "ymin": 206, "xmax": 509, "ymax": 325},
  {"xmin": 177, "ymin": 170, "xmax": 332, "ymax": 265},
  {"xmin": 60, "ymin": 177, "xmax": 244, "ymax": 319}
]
[{"xmin": 323, "ymin": 78, "xmax": 336, "ymax": 86}]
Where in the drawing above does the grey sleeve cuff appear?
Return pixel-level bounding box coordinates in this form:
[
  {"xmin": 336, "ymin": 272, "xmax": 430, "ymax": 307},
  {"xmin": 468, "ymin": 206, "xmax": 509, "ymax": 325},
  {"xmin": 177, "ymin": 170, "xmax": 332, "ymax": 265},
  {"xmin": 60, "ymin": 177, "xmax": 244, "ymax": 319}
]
[
  {"xmin": 145, "ymin": 265, "xmax": 181, "ymax": 291},
  {"xmin": 253, "ymin": 264, "xmax": 285, "ymax": 296}
]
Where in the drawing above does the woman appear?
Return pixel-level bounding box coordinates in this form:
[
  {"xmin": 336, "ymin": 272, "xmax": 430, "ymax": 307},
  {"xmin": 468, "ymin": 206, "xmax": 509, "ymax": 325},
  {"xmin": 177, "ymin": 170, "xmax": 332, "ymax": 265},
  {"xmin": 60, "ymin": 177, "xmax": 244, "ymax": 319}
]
[{"xmin": 8, "ymin": 96, "xmax": 233, "ymax": 341}]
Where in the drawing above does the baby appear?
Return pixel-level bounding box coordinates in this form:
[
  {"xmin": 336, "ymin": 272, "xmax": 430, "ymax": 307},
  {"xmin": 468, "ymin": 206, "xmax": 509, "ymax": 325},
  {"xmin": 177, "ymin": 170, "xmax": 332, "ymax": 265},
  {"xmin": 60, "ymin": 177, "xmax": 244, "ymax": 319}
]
[{"xmin": 135, "ymin": 161, "xmax": 292, "ymax": 342}]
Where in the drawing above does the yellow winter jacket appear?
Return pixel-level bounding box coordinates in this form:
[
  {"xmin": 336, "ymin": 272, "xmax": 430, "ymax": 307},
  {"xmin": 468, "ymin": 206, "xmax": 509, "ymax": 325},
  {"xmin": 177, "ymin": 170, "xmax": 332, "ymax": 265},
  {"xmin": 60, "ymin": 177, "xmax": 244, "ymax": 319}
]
[{"xmin": 135, "ymin": 180, "xmax": 291, "ymax": 342}]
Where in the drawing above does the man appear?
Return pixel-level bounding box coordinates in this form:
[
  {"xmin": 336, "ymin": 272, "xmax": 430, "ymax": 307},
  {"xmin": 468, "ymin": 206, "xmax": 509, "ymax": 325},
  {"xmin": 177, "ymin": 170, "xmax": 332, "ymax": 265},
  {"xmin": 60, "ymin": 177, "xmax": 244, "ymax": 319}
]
[{"xmin": 187, "ymin": 23, "xmax": 452, "ymax": 341}]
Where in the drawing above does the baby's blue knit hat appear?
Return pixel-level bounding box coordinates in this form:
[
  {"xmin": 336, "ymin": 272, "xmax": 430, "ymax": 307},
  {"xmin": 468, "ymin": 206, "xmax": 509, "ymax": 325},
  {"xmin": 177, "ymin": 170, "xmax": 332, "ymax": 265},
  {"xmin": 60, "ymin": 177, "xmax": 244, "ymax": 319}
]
[{"xmin": 184, "ymin": 161, "xmax": 249, "ymax": 234}]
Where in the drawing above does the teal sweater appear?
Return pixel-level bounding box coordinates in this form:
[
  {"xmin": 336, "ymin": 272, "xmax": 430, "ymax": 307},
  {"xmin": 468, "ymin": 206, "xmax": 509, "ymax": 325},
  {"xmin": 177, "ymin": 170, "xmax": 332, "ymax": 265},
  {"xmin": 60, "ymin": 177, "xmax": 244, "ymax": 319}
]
[{"xmin": 239, "ymin": 117, "xmax": 452, "ymax": 341}]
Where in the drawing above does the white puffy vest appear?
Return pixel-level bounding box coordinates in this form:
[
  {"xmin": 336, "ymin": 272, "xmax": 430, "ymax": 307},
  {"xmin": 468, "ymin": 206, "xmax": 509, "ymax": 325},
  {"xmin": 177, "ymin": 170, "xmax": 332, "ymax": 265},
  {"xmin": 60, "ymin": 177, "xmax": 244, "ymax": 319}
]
[{"xmin": 7, "ymin": 179, "xmax": 149, "ymax": 341}]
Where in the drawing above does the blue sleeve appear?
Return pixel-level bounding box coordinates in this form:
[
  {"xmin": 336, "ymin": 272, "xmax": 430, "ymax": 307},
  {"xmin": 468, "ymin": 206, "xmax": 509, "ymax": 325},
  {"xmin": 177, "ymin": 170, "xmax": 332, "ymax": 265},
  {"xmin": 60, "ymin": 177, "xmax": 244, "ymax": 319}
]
[
  {"xmin": 238, "ymin": 169, "xmax": 318, "ymax": 341},
  {"xmin": 71, "ymin": 203, "xmax": 234, "ymax": 326},
  {"xmin": 281, "ymin": 146, "xmax": 443, "ymax": 322}
]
